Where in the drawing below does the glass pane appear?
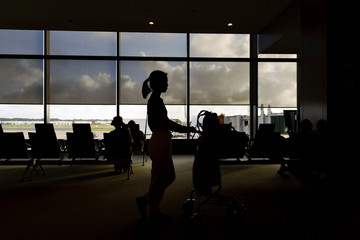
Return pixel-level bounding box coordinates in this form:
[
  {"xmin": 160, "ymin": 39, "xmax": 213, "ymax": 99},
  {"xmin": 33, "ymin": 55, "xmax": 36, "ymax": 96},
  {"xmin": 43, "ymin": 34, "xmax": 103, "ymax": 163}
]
[
  {"xmin": 120, "ymin": 61, "xmax": 186, "ymax": 104},
  {"xmin": 49, "ymin": 105, "xmax": 116, "ymax": 139},
  {"xmin": 0, "ymin": 104, "xmax": 44, "ymax": 138},
  {"xmin": 258, "ymin": 62, "xmax": 297, "ymax": 108},
  {"xmin": 0, "ymin": 59, "xmax": 43, "ymax": 104},
  {"xmin": 257, "ymin": 106, "xmax": 297, "ymax": 136},
  {"xmin": 0, "ymin": 29, "xmax": 43, "ymax": 55},
  {"xmin": 49, "ymin": 31, "xmax": 117, "ymax": 56},
  {"xmin": 190, "ymin": 105, "xmax": 250, "ymax": 135},
  {"xmin": 190, "ymin": 62, "xmax": 249, "ymax": 104},
  {"xmin": 49, "ymin": 60, "xmax": 116, "ymax": 104},
  {"xmin": 119, "ymin": 105, "xmax": 148, "ymax": 137},
  {"xmin": 190, "ymin": 34, "xmax": 249, "ymax": 58},
  {"xmin": 120, "ymin": 32, "xmax": 186, "ymax": 57},
  {"xmin": 120, "ymin": 105, "xmax": 187, "ymax": 138}
]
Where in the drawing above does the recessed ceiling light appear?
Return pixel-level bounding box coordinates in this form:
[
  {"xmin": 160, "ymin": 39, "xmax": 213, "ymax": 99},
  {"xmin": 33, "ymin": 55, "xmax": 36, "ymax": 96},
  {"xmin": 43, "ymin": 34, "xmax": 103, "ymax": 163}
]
[
  {"xmin": 149, "ymin": 21, "xmax": 154, "ymax": 25},
  {"xmin": 227, "ymin": 23, "xmax": 233, "ymax": 27}
]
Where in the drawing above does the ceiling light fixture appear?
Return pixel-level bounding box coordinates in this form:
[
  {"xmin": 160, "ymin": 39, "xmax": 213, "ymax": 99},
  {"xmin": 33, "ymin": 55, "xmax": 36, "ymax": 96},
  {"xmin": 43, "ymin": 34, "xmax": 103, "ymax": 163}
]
[
  {"xmin": 227, "ymin": 23, "xmax": 233, "ymax": 27},
  {"xmin": 149, "ymin": 21, "xmax": 154, "ymax": 25}
]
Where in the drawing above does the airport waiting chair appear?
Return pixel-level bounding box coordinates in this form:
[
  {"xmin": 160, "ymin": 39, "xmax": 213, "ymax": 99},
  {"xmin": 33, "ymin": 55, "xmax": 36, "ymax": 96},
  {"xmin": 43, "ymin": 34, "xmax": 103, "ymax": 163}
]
[
  {"xmin": 103, "ymin": 132, "xmax": 133, "ymax": 179},
  {"xmin": 284, "ymin": 110, "xmax": 298, "ymax": 138},
  {"xmin": 0, "ymin": 132, "xmax": 35, "ymax": 180},
  {"xmin": 72, "ymin": 123, "xmax": 92, "ymax": 135},
  {"xmin": 0, "ymin": 126, "xmax": 40, "ymax": 180},
  {"xmin": 0, "ymin": 132, "xmax": 33, "ymax": 180},
  {"xmin": 28, "ymin": 124, "xmax": 66, "ymax": 179},
  {"xmin": 128, "ymin": 123, "xmax": 147, "ymax": 165},
  {"xmin": 216, "ymin": 124, "xmax": 249, "ymax": 161},
  {"xmin": 66, "ymin": 123, "xmax": 98, "ymax": 160},
  {"xmin": 0, "ymin": 132, "xmax": 29, "ymax": 159},
  {"xmin": 248, "ymin": 124, "xmax": 283, "ymax": 160},
  {"xmin": 128, "ymin": 124, "xmax": 144, "ymax": 153},
  {"xmin": 30, "ymin": 123, "xmax": 65, "ymax": 159}
]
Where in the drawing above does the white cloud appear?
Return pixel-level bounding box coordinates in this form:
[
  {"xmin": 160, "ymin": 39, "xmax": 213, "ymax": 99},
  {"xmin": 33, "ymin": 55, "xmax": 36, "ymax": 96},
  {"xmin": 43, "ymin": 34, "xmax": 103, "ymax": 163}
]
[
  {"xmin": 50, "ymin": 71, "xmax": 115, "ymax": 104},
  {"xmin": 78, "ymin": 72, "xmax": 112, "ymax": 90},
  {"xmin": 190, "ymin": 62, "xmax": 249, "ymax": 104},
  {"xmin": 190, "ymin": 34, "xmax": 249, "ymax": 57},
  {"xmin": 119, "ymin": 60, "xmax": 249, "ymax": 105},
  {"xmin": 258, "ymin": 62, "xmax": 297, "ymax": 107},
  {"xmin": 0, "ymin": 59, "xmax": 43, "ymax": 103}
]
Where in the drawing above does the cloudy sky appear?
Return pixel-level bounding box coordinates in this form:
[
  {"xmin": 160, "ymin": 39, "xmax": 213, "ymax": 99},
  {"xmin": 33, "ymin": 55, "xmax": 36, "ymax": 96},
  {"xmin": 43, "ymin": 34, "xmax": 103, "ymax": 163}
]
[{"xmin": 0, "ymin": 30, "xmax": 296, "ymax": 120}]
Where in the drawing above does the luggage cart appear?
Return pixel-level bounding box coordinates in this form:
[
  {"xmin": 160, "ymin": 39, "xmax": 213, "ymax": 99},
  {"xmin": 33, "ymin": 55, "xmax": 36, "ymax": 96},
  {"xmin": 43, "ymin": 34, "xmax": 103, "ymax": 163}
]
[{"xmin": 183, "ymin": 110, "xmax": 247, "ymax": 223}]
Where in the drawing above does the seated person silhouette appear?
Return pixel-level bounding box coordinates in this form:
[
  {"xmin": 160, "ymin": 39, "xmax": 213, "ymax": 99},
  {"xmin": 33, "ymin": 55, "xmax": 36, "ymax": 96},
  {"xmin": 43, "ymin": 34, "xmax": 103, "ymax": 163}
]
[
  {"xmin": 108, "ymin": 116, "xmax": 133, "ymax": 173},
  {"xmin": 127, "ymin": 120, "xmax": 145, "ymax": 153}
]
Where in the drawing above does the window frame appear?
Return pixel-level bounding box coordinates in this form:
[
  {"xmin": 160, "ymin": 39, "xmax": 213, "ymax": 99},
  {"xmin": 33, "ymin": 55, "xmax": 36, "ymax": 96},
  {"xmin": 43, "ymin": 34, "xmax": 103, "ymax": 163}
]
[{"xmin": 0, "ymin": 30, "xmax": 299, "ymax": 139}]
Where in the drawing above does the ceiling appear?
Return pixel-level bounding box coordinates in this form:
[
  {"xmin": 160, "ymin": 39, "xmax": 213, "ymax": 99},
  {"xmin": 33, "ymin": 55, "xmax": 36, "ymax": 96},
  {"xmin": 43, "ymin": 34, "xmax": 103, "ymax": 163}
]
[{"xmin": 1, "ymin": 0, "xmax": 294, "ymax": 33}]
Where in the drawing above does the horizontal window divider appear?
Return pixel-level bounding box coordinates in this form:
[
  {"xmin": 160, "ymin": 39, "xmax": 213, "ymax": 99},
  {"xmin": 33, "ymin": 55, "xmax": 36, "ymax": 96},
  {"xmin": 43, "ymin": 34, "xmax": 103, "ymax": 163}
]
[
  {"xmin": 47, "ymin": 103, "xmax": 117, "ymax": 105},
  {"xmin": 1, "ymin": 54, "xmax": 298, "ymax": 63},
  {"xmin": 189, "ymin": 104, "xmax": 250, "ymax": 106},
  {"xmin": 257, "ymin": 106, "xmax": 298, "ymax": 108},
  {"xmin": 45, "ymin": 55, "xmax": 118, "ymax": 60},
  {"xmin": 190, "ymin": 57, "xmax": 252, "ymax": 62},
  {"xmin": 0, "ymin": 54, "xmax": 44, "ymax": 59},
  {"xmin": 0, "ymin": 102, "xmax": 43, "ymax": 105},
  {"xmin": 119, "ymin": 56, "xmax": 187, "ymax": 61}
]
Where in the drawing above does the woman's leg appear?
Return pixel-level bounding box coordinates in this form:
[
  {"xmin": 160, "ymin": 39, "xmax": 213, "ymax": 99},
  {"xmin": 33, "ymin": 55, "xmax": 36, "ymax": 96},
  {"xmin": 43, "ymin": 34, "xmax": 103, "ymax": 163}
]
[{"xmin": 146, "ymin": 131, "xmax": 174, "ymax": 213}]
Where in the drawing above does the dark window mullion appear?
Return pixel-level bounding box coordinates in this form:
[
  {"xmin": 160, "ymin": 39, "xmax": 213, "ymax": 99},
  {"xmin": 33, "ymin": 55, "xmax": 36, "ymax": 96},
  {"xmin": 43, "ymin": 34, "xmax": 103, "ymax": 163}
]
[
  {"xmin": 44, "ymin": 30, "xmax": 49, "ymax": 123},
  {"xmin": 117, "ymin": 32, "xmax": 120, "ymax": 116}
]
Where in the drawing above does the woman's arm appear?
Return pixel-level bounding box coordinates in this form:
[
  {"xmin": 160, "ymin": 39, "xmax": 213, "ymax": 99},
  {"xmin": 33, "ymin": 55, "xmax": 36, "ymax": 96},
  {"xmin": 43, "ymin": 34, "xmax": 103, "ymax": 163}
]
[
  {"xmin": 148, "ymin": 97, "xmax": 195, "ymax": 133},
  {"xmin": 167, "ymin": 119, "xmax": 193, "ymax": 133}
]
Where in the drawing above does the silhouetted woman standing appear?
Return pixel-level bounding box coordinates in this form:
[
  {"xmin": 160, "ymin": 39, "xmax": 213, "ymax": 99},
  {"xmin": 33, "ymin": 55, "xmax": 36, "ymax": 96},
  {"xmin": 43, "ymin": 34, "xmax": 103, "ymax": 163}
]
[{"xmin": 136, "ymin": 70, "xmax": 195, "ymax": 225}]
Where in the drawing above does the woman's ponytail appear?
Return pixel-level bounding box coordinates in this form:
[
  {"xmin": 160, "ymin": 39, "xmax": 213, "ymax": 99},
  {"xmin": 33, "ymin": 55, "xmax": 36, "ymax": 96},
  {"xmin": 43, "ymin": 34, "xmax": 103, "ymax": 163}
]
[
  {"xmin": 142, "ymin": 70, "xmax": 167, "ymax": 99},
  {"xmin": 142, "ymin": 79, "xmax": 151, "ymax": 99}
]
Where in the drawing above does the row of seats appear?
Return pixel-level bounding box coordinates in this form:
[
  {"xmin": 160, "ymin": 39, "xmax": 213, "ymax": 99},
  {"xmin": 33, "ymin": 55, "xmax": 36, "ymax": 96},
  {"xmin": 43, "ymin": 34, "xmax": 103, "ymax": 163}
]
[
  {"xmin": 0, "ymin": 123, "xmax": 144, "ymax": 159},
  {"xmin": 0, "ymin": 123, "xmax": 141, "ymax": 180}
]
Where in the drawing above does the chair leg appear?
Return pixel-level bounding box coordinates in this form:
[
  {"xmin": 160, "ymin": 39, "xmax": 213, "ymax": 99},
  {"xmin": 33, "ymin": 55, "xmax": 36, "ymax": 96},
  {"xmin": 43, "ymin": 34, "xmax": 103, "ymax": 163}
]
[
  {"xmin": 142, "ymin": 153, "xmax": 147, "ymax": 166},
  {"xmin": 126, "ymin": 161, "xmax": 133, "ymax": 180},
  {"xmin": 22, "ymin": 159, "xmax": 33, "ymax": 181},
  {"xmin": 29, "ymin": 158, "xmax": 43, "ymax": 181},
  {"xmin": 29, "ymin": 165, "xmax": 37, "ymax": 181},
  {"xmin": 39, "ymin": 165, "xmax": 47, "ymax": 175}
]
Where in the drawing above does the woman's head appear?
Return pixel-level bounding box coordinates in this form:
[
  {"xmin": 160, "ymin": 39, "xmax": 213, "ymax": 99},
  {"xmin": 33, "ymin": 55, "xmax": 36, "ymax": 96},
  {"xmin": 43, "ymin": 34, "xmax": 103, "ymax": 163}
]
[{"xmin": 142, "ymin": 70, "xmax": 168, "ymax": 99}]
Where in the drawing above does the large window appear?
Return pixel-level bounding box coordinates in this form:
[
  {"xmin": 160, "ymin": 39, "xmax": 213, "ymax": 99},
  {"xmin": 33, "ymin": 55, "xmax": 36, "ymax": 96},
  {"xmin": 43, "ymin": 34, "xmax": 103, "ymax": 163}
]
[
  {"xmin": 257, "ymin": 55, "xmax": 297, "ymax": 134},
  {"xmin": 190, "ymin": 62, "xmax": 249, "ymax": 105},
  {"xmin": 0, "ymin": 30, "xmax": 45, "ymax": 135},
  {"xmin": 49, "ymin": 60, "xmax": 116, "ymax": 104},
  {"xmin": 46, "ymin": 31, "xmax": 118, "ymax": 137},
  {"xmin": 258, "ymin": 62, "xmax": 297, "ymax": 108},
  {"xmin": 119, "ymin": 60, "xmax": 186, "ymax": 105},
  {"xmin": 0, "ymin": 30, "xmax": 298, "ymax": 139}
]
